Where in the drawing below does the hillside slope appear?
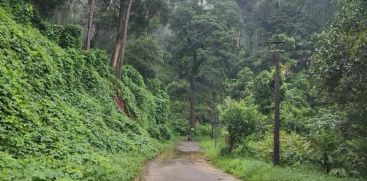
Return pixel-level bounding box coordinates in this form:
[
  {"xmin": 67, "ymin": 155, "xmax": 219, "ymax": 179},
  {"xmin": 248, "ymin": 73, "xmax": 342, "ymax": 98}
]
[{"xmin": 0, "ymin": 6, "xmax": 171, "ymax": 181}]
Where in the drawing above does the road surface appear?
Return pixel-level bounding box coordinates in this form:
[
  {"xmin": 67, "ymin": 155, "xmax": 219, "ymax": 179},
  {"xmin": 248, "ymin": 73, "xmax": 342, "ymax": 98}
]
[{"xmin": 136, "ymin": 141, "xmax": 241, "ymax": 181}]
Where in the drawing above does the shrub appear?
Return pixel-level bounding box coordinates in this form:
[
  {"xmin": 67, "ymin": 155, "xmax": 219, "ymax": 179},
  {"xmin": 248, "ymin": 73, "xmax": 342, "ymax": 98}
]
[
  {"xmin": 248, "ymin": 131, "xmax": 314, "ymax": 166},
  {"xmin": 200, "ymin": 138, "xmax": 360, "ymax": 181},
  {"xmin": 195, "ymin": 123, "xmax": 211, "ymax": 138},
  {"xmin": 119, "ymin": 66, "xmax": 172, "ymax": 139},
  {"xmin": 306, "ymin": 111, "xmax": 366, "ymax": 177},
  {"xmin": 170, "ymin": 116, "xmax": 189, "ymax": 136},
  {"xmin": 7, "ymin": 0, "xmax": 33, "ymax": 25},
  {"xmin": 219, "ymin": 98, "xmax": 265, "ymax": 152},
  {"xmin": 40, "ymin": 23, "xmax": 83, "ymax": 49}
]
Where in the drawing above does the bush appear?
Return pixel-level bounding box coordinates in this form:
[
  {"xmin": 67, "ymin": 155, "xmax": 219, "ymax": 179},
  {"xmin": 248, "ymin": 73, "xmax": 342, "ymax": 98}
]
[
  {"xmin": 7, "ymin": 0, "xmax": 33, "ymax": 25},
  {"xmin": 219, "ymin": 98, "xmax": 265, "ymax": 152},
  {"xmin": 200, "ymin": 138, "xmax": 360, "ymax": 181},
  {"xmin": 119, "ymin": 66, "xmax": 172, "ymax": 140},
  {"xmin": 306, "ymin": 111, "xmax": 367, "ymax": 177},
  {"xmin": 248, "ymin": 131, "xmax": 314, "ymax": 166},
  {"xmin": 195, "ymin": 123, "xmax": 211, "ymax": 138},
  {"xmin": 40, "ymin": 23, "xmax": 83, "ymax": 49},
  {"xmin": 170, "ymin": 116, "xmax": 189, "ymax": 136}
]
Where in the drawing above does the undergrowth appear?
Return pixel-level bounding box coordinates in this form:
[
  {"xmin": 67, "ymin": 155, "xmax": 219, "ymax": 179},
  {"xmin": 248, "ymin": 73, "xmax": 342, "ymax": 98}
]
[{"xmin": 199, "ymin": 138, "xmax": 363, "ymax": 181}]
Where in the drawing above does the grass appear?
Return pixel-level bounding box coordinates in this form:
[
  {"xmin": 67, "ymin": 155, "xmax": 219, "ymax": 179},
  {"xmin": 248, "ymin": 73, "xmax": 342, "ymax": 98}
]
[{"xmin": 199, "ymin": 138, "xmax": 364, "ymax": 181}]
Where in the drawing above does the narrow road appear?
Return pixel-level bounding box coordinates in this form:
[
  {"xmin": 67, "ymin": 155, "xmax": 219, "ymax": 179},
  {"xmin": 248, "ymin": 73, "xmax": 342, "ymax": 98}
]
[{"xmin": 136, "ymin": 141, "xmax": 240, "ymax": 181}]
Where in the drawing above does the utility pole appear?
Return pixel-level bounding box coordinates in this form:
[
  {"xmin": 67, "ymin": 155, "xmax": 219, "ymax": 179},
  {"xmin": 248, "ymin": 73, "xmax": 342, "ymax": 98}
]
[{"xmin": 270, "ymin": 39, "xmax": 284, "ymax": 166}]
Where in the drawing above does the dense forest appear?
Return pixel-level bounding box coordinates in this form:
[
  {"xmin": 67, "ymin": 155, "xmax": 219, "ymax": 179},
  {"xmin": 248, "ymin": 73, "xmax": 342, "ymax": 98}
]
[{"xmin": 0, "ymin": 0, "xmax": 366, "ymax": 180}]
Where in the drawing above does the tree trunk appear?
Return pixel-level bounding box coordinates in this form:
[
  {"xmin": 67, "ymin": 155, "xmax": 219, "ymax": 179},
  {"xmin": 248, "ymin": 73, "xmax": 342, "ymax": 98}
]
[
  {"xmin": 253, "ymin": 30, "xmax": 258, "ymax": 54},
  {"xmin": 111, "ymin": 0, "xmax": 133, "ymax": 79},
  {"xmin": 323, "ymin": 152, "xmax": 330, "ymax": 173},
  {"xmin": 111, "ymin": 0, "xmax": 126, "ymax": 67},
  {"xmin": 236, "ymin": 29, "xmax": 241, "ymax": 48},
  {"xmin": 110, "ymin": 0, "xmax": 133, "ymax": 114},
  {"xmin": 85, "ymin": 0, "xmax": 96, "ymax": 50},
  {"xmin": 188, "ymin": 51, "xmax": 198, "ymax": 140}
]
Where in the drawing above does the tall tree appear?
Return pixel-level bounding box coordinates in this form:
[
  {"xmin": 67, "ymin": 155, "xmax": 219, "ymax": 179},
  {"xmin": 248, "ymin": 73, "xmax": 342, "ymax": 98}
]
[
  {"xmin": 111, "ymin": 0, "xmax": 133, "ymax": 78},
  {"xmin": 310, "ymin": 0, "xmax": 367, "ymax": 129},
  {"xmin": 85, "ymin": 0, "xmax": 96, "ymax": 50},
  {"xmin": 169, "ymin": 0, "xmax": 240, "ymax": 138},
  {"xmin": 309, "ymin": 1, "xmax": 367, "ymax": 174}
]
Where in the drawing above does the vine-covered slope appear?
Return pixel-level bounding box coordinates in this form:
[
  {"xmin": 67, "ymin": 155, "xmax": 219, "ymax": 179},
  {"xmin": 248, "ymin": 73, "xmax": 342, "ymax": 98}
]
[{"xmin": 0, "ymin": 7, "xmax": 171, "ymax": 181}]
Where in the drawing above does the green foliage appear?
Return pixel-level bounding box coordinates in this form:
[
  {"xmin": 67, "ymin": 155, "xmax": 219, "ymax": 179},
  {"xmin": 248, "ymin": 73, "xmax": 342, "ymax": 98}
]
[
  {"xmin": 119, "ymin": 65, "xmax": 172, "ymax": 139},
  {"xmin": 306, "ymin": 110, "xmax": 367, "ymax": 177},
  {"xmin": 247, "ymin": 131, "xmax": 314, "ymax": 166},
  {"xmin": 218, "ymin": 99, "xmax": 265, "ymax": 152},
  {"xmin": 253, "ymin": 68, "xmax": 287, "ymax": 114},
  {"xmin": 39, "ymin": 23, "xmax": 83, "ymax": 49},
  {"xmin": 253, "ymin": 70, "xmax": 274, "ymax": 114},
  {"xmin": 226, "ymin": 67, "xmax": 254, "ymax": 99},
  {"xmin": 167, "ymin": 79, "xmax": 189, "ymax": 99},
  {"xmin": 6, "ymin": 0, "xmax": 33, "ymax": 24},
  {"xmin": 236, "ymin": 0, "xmax": 339, "ymax": 53},
  {"xmin": 309, "ymin": 0, "xmax": 367, "ymax": 112},
  {"xmin": 169, "ymin": 111, "xmax": 189, "ymax": 136},
  {"xmin": 2, "ymin": 0, "xmax": 367, "ymax": 180},
  {"xmin": 0, "ymin": 7, "xmax": 173, "ymax": 180},
  {"xmin": 166, "ymin": 79, "xmax": 190, "ymax": 136},
  {"xmin": 167, "ymin": 1, "xmax": 242, "ymax": 135},
  {"xmin": 281, "ymin": 72, "xmax": 313, "ymax": 132},
  {"xmin": 125, "ymin": 35, "xmax": 166, "ymax": 80},
  {"xmin": 309, "ymin": 1, "xmax": 367, "ymax": 176},
  {"xmin": 129, "ymin": 0, "xmax": 170, "ymax": 35},
  {"xmin": 0, "ymin": 140, "xmax": 176, "ymax": 181},
  {"xmin": 30, "ymin": 0, "xmax": 69, "ymax": 18},
  {"xmin": 271, "ymin": 34, "xmax": 296, "ymax": 51},
  {"xmin": 200, "ymin": 138, "xmax": 362, "ymax": 181}
]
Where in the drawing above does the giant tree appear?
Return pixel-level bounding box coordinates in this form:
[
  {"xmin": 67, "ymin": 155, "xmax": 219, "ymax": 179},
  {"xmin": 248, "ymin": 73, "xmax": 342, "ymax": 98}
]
[{"xmin": 169, "ymin": 0, "xmax": 240, "ymax": 139}]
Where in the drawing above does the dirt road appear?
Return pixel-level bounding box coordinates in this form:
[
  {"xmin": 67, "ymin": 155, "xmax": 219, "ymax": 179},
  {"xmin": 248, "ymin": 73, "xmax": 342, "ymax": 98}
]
[{"xmin": 136, "ymin": 141, "xmax": 241, "ymax": 181}]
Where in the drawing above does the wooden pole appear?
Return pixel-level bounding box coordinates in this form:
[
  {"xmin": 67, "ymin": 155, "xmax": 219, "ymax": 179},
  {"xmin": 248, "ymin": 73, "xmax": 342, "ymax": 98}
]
[{"xmin": 271, "ymin": 40, "xmax": 283, "ymax": 166}]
